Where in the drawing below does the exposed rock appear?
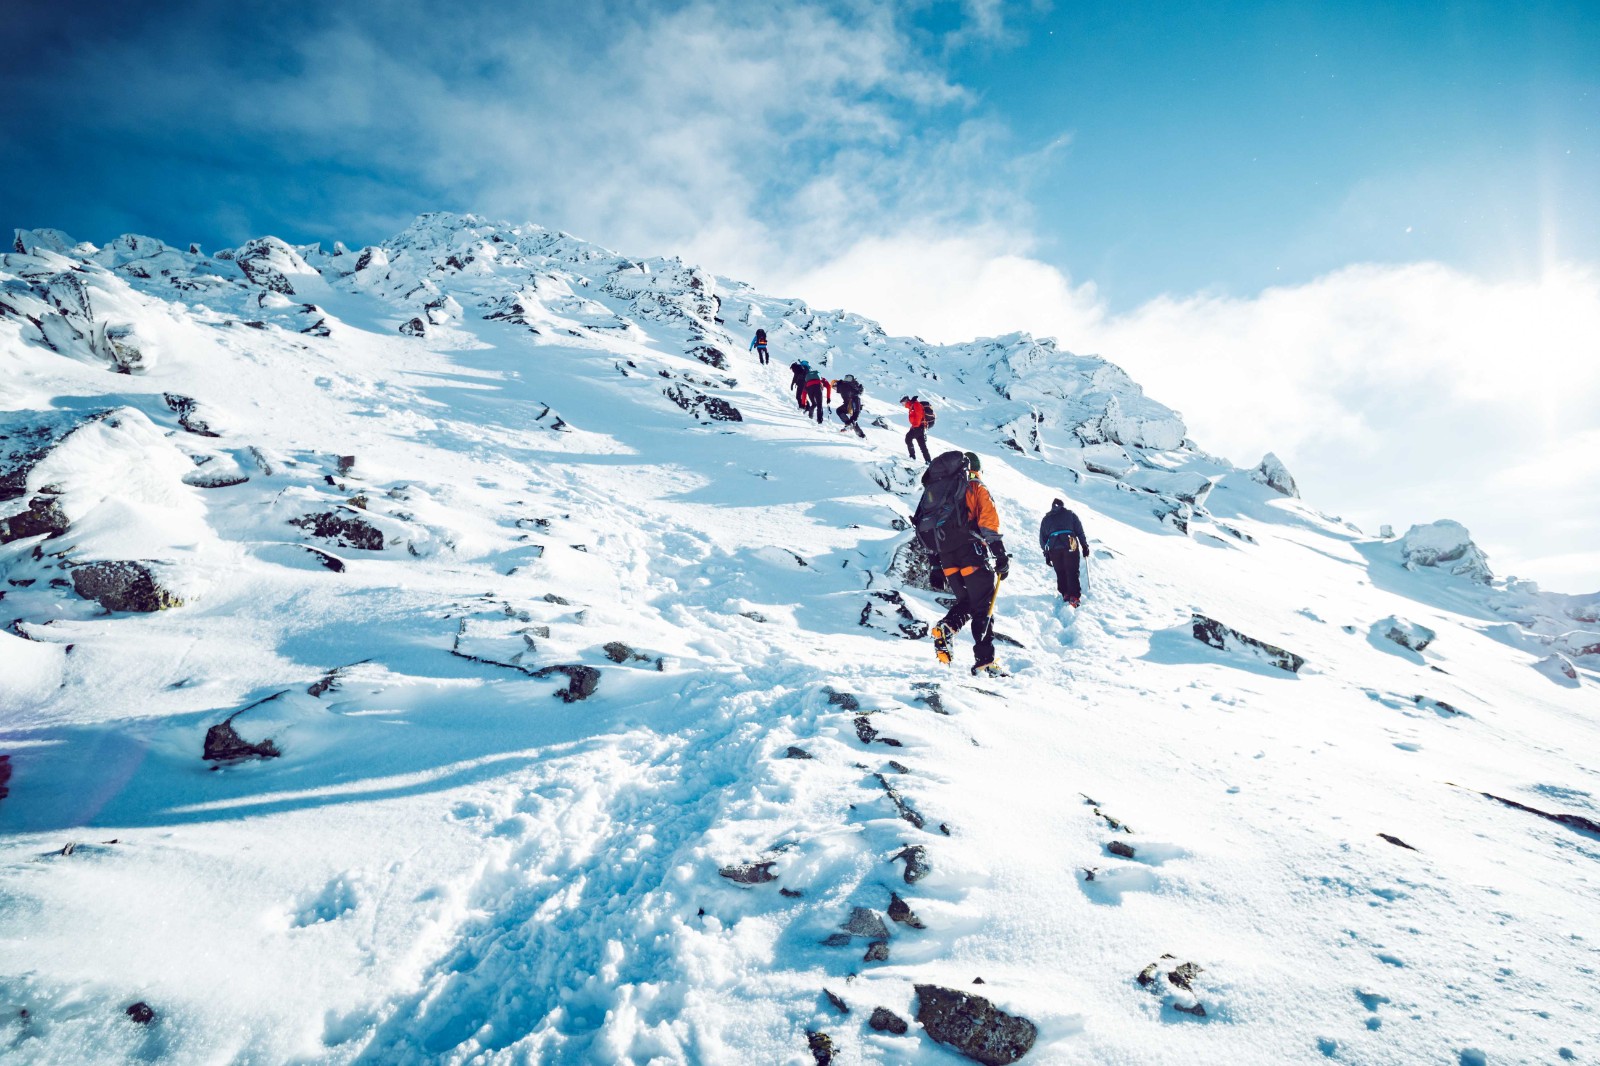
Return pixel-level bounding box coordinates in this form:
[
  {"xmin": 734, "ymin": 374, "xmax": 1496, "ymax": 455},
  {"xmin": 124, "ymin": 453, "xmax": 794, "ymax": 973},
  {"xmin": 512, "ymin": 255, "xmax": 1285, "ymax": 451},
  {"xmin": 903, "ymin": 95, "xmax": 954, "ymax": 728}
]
[
  {"xmin": 1399, "ymin": 520, "xmax": 1492, "ymax": 583},
  {"xmin": 0, "ymin": 496, "xmax": 69, "ymax": 543},
  {"xmin": 532, "ymin": 664, "xmax": 601, "ymax": 702},
  {"xmin": 0, "ymin": 754, "xmax": 11, "ymax": 805},
  {"xmin": 1474, "ymin": 789, "xmax": 1600, "ymax": 837},
  {"xmin": 784, "ymin": 746, "xmax": 813, "ymax": 759},
  {"xmin": 1377, "ymin": 833, "xmax": 1417, "ymax": 851},
  {"xmin": 1377, "ymin": 616, "xmax": 1436, "ymax": 652},
  {"xmin": 1191, "ymin": 613, "xmax": 1305, "ymax": 673},
  {"xmin": 307, "ymin": 659, "xmax": 369, "ymax": 697},
  {"xmin": 894, "ymin": 845, "xmax": 930, "ymax": 884},
  {"xmin": 1125, "ymin": 468, "xmax": 1215, "ymax": 505},
  {"xmin": 887, "ymin": 535, "xmax": 940, "ymax": 591},
  {"xmin": 888, "ymin": 892, "xmax": 926, "ymax": 929},
  {"xmin": 291, "ymin": 510, "xmax": 384, "ymax": 551},
  {"xmin": 124, "ymin": 1002, "xmax": 156, "ymax": 1025},
  {"xmin": 1252, "ymin": 452, "xmax": 1299, "ymax": 497},
  {"xmin": 1534, "ymin": 653, "xmax": 1581, "ymax": 687},
  {"xmin": 1079, "ymin": 442, "xmax": 1135, "ymax": 478},
  {"xmin": 820, "ymin": 932, "xmax": 852, "ymax": 947},
  {"xmin": 860, "ymin": 588, "xmax": 929, "ymax": 639},
  {"xmin": 603, "ymin": 640, "xmax": 650, "ymax": 663},
  {"xmin": 718, "ymin": 860, "xmax": 777, "ymax": 885},
  {"xmin": 203, "ymin": 697, "xmax": 283, "ymax": 763},
  {"xmin": 875, "ymin": 773, "xmax": 926, "ymax": 829},
  {"xmin": 826, "ymin": 688, "xmax": 860, "ymax": 711},
  {"xmin": 914, "ymin": 984, "xmax": 1038, "ymax": 1065},
  {"xmin": 1107, "ymin": 840, "xmax": 1136, "ymax": 859},
  {"xmin": 1172, "ymin": 1002, "xmax": 1207, "ymax": 1017},
  {"xmin": 912, "ymin": 682, "xmax": 946, "ymax": 715},
  {"xmin": 842, "ymin": 906, "xmax": 889, "ymax": 939},
  {"xmin": 688, "ymin": 344, "xmax": 728, "ymax": 369},
  {"xmin": 863, "ymin": 940, "xmax": 890, "ymax": 962},
  {"xmin": 806, "ymin": 1030, "xmax": 835, "ymax": 1066},
  {"xmin": 399, "ymin": 317, "xmax": 426, "ymax": 337},
  {"xmin": 854, "ymin": 716, "xmax": 878, "ymax": 743},
  {"xmin": 71, "ymin": 561, "xmax": 183, "ymax": 612},
  {"xmin": 1, "ymin": 412, "xmax": 100, "ymax": 501},
  {"xmin": 869, "ymin": 1006, "xmax": 909, "ymax": 1035},
  {"xmin": 780, "ymin": 887, "xmax": 803, "ymax": 898},
  {"xmin": 1168, "ymin": 962, "xmax": 1203, "ymax": 991},
  {"xmin": 663, "ymin": 383, "xmax": 743, "ymax": 422},
  {"xmin": 888, "ymin": 760, "xmax": 909, "ymax": 774},
  {"xmin": 162, "ymin": 393, "xmax": 220, "ymax": 436},
  {"xmin": 824, "ymin": 989, "xmax": 849, "ymax": 1015}
]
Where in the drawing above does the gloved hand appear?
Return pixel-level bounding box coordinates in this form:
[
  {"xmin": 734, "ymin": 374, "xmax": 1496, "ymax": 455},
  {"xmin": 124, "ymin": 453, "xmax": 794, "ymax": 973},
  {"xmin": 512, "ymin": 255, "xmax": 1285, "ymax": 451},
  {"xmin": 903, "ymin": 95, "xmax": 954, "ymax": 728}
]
[{"xmin": 993, "ymin": 549, "xmax": 1010, "ymax": 580}]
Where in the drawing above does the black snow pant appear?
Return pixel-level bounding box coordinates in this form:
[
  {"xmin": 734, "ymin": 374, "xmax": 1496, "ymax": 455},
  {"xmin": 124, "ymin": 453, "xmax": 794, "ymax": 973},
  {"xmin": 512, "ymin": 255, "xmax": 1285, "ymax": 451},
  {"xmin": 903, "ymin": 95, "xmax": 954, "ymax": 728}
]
[
  {"xmin": 794, "ymin": 383, "xmax": 808, "ymax": 409},
  {"xmin": 906, "ymin": 425, "xmax": 931, "ymax": 462},
  {"xmin": 756, "ymin": 344, "xmax": 769, "ymax": 365},
  {"xmin": 806, "ymin": 383, "xmax": 826, "ymax": 422},
  {"xmin": 1046, "ymin": 547, "xmax": 1083, "ymax": 602},
  {"xmin": 938, "ymin": 566, "xmax": 998, "ymax": 667},
  {"xmin": 837, "ymin": 398, "xmax": 864, "ymax": 437}
]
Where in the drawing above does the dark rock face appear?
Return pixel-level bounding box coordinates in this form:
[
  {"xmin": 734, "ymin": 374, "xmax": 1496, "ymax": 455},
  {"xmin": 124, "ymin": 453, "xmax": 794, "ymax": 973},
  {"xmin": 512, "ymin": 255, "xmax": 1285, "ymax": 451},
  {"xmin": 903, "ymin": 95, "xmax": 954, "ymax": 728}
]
[
  {"xmin": 1107, "ymin": 840, "xmax": 1136, "ymax": 859},
  {"xmin": 688, "ymin": 344, "xmax": 729, "ymax": 369},
  {"xmin": 863, "ymin": 939, "xmax": 890, "ymax": 962},
  {"xmin": 124, "ymin": 1002, "xmax": 156, "ymax": 1025},
  {"xmin": 1378, "ymin": 616, "xmax": 1436, "ymax": 652},
  {"xmin": 663, "ymin": 383, "xmax": 743, "ymax": 422},
  {"xmin": 860, "ymin": 589, "xmax": 929, "ymax": 639},
  {"xmin": 1252, "ymin": 452, "xmax": 1299, "ymax": 497},
  {"xmin": 842, "ymin": 906, "xmax": 889, "ymax": 939},
  {"xmin": 806, "ymin": 1030, "xmax": 835, "ymax": 1065},
  {"xmin": 826, "ymin": 689, "xmax": 861, "ymax": 711},
  {"xmin": 876, "ymin": 773, "xmax": 925, "ymax": 829},
  {"xmin": 1378, "ymin": 833, "xmax": 1417, "ymax": 851},
  {"xmin": 162, "ymin": 393, "xmax": 219, "ymax": 437},
  {"xmin": 603, "ymin": 641, "xmax": 648, "ymax": 663},
  {"xmin": 1191, "ymin": 613, "xmax": 1305, "ymax": 673},
  {"xmin": 532, "ymin": 664, "xmax": 601, "ymax": 702},
  {"xmin": 0, "ymin": 412, "xmax": 100, "ymax": 501},
  {"xmin": 824, "ymin": 988, "xmax": 849, "ymax": 1015},
  {"xmin": 203, "ymin": 715, "xmax": 281, "ymax": 764},
  {"xmin": 71, "ymin": 561, "xmax": 183, "ymax": 612},
  {"xmin": 869, "ymin": 1007, "xmax": 908, "ymax": 1035},
  {"xmin": 399, "ymin": 317, "xmax": 426, "ymax": 337},
  {"xmin": 854, "ymin": 716, "xmax": 878, "ymax": 743},
  {"xmin": 291, "ymin": 511, "xmax": 384, "ymax": 551},
  {"xmin": 0, "ymin": 754, "xmax": 11, "ymax": 805},
  {"xmin": 895, "ymin": 845, "xmax": 930, "ymax": 884},
  {"xmin": 1475, "ymin": 790, "xmax": 1600, "ymax": 838},
  {"xmin": 887, "ymin": 536, "xmax": 940, "ymax": 592},
  {"xmin": 784, "ymin": 746, "xmax": 813, "ymax": 759},
  {"xmin": 914, "ymin": 984, "xmax": 1038, "ymax": 1065},
  {"xmin": 718, "ymin": 860, "xmax": 777, "ymax": 884},
  {"xmin": 889, "ymin": 892, "xmax": 926, "ymax": 928},
  {"xmin": 0, "ymin": 496, "xmax": 68, "ymax": 543}
]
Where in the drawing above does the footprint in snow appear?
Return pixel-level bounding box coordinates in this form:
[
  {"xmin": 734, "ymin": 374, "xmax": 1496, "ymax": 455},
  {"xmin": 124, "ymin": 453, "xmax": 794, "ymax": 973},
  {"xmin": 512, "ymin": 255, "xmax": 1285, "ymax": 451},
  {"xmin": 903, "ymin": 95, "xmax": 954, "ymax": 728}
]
[{"xmin": 290, "ymin": 874, "xmax": 362, "ymax": 927}]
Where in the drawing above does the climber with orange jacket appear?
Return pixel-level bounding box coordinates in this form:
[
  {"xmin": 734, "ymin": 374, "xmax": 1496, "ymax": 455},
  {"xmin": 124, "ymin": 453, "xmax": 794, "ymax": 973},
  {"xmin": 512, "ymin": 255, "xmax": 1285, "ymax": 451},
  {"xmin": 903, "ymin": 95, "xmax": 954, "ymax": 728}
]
[{"xmin": 912, "ymin": 450, "xmax": 1009, "ymax": 676}]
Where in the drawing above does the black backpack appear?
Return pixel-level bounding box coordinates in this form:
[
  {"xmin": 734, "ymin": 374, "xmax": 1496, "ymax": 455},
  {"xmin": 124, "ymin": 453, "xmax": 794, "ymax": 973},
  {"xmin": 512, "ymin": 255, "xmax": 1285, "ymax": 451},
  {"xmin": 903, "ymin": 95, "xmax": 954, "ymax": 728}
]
[
  {"xmin": 914, "ymin": 451, "xmax": 973, "ymax": 555},
  {"xmin": 755, "ymin": 329, "xmax": 766, "ymax": 343},
  {"xmin": 919, "ymin": 400, "xmax": 936, "ymax": 427}
]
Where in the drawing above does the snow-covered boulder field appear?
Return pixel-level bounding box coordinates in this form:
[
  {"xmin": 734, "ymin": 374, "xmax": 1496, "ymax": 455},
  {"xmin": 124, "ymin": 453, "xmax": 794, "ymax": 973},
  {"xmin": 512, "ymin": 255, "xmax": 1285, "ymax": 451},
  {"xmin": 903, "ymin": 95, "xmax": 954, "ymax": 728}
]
[{"xmin": 1, "ymin": 214, "xmax": 1595, "ymax": 1065}]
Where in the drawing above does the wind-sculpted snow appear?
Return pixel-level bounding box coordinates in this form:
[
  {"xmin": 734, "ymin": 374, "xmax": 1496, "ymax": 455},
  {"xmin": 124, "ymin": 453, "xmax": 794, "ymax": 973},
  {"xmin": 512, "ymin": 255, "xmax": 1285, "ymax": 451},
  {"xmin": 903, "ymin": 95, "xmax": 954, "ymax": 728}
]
[{"xmin": 0, "ymin": 213, "xmax": 1595, "ymax": 1065}]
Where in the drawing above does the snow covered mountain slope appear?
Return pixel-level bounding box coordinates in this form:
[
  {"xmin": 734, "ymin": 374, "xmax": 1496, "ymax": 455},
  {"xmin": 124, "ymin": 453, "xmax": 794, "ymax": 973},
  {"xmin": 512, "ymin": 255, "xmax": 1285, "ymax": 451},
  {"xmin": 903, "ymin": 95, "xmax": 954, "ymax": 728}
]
[{"xmin": 1, "ymin": 213, "xmax": 1597, "ymax": 1065}]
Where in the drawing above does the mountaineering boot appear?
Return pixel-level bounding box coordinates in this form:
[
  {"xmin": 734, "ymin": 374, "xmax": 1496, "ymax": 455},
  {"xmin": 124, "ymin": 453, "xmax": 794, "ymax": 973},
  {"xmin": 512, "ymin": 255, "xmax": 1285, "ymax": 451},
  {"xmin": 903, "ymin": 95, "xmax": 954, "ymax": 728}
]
[
  {"xmin": 931, "ymin": 624, "xmax": 954, "ymax": 665},
  {"xmin": 971, "ymin": 661, "xmax": 1007, "ymax": 678},
  {"xmin": 1067, "ymin": 595, "xmax": 1080, "ymax": 608}
]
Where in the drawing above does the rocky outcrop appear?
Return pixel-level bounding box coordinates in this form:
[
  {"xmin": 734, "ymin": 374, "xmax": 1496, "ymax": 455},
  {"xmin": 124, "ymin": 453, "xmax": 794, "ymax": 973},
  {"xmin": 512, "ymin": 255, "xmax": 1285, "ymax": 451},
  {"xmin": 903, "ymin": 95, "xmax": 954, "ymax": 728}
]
[
  {"xmin": 868, "ymin": 1007, "xmax": 909, "ymax": 1035},
  {"xmin": 687, "ymin": 344, "xmax": 728, "ymax": 370},
  {"xmin": 162, "ymin": 393, "xmax": 221, "ymax": 437},
  {"xmin": 1138, "ymin": 956, "xmax": 1207, "ymax": 1017},
  {"xmin": 1192, "ymin": 613, "xmax": 1305, "ymax": 673},
  {"xmin": 399, "ymin": 317, "xmax": 426, "ymax": 337},
  {"xmin": 0, "ymin": 495, "xmax": 68, "ymax": 543},
  {"xmin": 531, "ymin": 664, "xmax": 601, "ymax": 702},
  {"xmin": 860, "ymin": 589, "xmax": 929, "ymax": 639},
  {"xmin": 805, "ymin": 1030, "xmax": 835, "ymax": 1065},
  {"xmin": 914, "ymin": 984, "xmax": 1037, "ymax": 1065},
  {"xmin": 718, "ymin": 860, "xmax": 777, "ymax": 885},
  {"xmin": 888, "ymin": 891, "xmax": 926, "ymax": 928},
  {"xmin": 1252, "ymin": 452, "xmax": 1299, "ymax": 497},
  {"xmin": 71, "ymin": 561, "xmax": 183, "ymax": 612},
  {"xmin": 291, "ymin": 510, "xmax": 384, "ymax": 551},
  {"xmin": 663, "ymin": 383, "xmax": 742, "ymax": 422},
  {"xmin": 1399, "ymin": 520, "xmax": 1492, "ymax": 583},
  {"xmin": 887, "ymin": 535, "xmax": 940, "ymax": 591},
  {"xmin": 1533, "ymin": 653, "xmax": 1580, "ymax": 687},
  {"xmin": 1376, "ymin": 616, "xmax": 1435, "ymax": 652},
  {"xmin": 204, "ymin": 696, "xmax": 284, "ymax": 764},
  {"xmin": 894, "ymin": 845, "xmax": 930, "ymax": 883},
  {"xmin": 875, "ymin": 773, "xmax": 925, "ymax": 829}
]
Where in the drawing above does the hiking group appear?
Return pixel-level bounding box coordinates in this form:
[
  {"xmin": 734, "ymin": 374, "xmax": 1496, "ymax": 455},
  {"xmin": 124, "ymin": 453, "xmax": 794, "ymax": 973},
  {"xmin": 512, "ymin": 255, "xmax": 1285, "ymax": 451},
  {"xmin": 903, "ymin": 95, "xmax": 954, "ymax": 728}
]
[{"xmin": 751, "ymin": 329, "xmax": 1091, "ymax": 677}]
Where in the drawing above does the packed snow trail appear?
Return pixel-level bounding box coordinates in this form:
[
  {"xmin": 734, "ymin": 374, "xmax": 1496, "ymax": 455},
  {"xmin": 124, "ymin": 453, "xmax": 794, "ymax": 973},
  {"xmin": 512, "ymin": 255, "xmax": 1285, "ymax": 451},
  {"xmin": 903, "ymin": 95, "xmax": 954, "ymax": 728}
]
[{"xmin": 1, "ymin": 216, "xmax": 1596, "ymax": 1065}]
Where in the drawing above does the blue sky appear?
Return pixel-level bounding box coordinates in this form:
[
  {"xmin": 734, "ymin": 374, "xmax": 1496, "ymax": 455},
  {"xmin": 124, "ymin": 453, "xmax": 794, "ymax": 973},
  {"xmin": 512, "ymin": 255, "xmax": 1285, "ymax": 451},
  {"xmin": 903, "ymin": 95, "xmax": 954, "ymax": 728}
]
[{"xmin": 5, "ymin": 0, "xmax": 1599, "ymax": 588}]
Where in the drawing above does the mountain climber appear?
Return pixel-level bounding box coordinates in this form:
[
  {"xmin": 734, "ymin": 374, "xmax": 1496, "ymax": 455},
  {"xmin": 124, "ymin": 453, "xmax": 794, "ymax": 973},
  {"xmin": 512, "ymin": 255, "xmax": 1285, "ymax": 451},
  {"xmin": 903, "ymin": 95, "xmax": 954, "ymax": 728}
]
[
  {"xmin": 1038, "ymin": 498, "xmax": 1090, "ymax": 607},
  {"xmin": 900, "ymin": 396, "xmax": 933, "ymax": 463},
  {"xmin": 803, "ymin": 367, "xmax": 832, "ymax": 424},
  {"xmin": 789, "ymin": 360, "xmax": 811, "ymax": 409},
  {"xmin": 835, "ymin": 375, "xmax": 865, "ymax": 438},
  {"xmin": 913, "ymin": 450, "xmax": 1009, "ymax": 676},
  {"xmin": 749, "ymin": 328, "xmax": 769, "ymax": 365}
]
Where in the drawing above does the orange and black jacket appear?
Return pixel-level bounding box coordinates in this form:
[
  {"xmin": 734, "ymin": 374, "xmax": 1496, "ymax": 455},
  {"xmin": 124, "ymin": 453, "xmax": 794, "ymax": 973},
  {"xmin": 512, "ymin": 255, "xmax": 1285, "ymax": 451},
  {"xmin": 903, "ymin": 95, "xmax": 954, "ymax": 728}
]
[{"xmin": 920, "ymin": 477, "xmax": 1004, "ymax": 573}]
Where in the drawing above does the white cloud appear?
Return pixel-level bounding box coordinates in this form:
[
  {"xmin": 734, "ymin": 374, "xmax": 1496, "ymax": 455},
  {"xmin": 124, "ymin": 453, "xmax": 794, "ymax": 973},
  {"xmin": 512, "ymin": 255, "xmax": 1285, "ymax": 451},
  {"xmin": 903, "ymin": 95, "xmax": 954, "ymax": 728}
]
[{"xmin": 784, "ymin": 233, "xmax": 1600, "ymax": 591}]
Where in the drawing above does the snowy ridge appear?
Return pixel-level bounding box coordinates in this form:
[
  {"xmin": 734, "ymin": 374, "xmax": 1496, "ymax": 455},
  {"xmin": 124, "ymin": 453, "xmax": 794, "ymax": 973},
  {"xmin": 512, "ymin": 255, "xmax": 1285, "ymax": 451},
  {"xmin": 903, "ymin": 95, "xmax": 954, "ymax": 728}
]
[{"xmin": 1, "ymin": 213, "xmax": 1597, "ymax": 1064}]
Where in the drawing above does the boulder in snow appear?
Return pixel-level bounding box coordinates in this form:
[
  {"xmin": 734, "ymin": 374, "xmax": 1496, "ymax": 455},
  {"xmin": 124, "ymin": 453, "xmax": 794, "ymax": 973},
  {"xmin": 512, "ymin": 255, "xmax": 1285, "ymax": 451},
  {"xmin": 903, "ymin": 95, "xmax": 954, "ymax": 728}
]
[
  {"xmin": 842, "ymin": 907, "xmax": 889, "ymax": 939},
  {"xmin": 894, "ymin": 845, "xmax": 930, "ymax": 883},
  {"xmin": 291, "ymin": 510, "xmax": 384, "ymax": 551},
  {"xmin": 718, "ymin": 860, "xmax": 777, "ymax": 885},
  {"xmin": 0, "ymin": 495, "xmax": 69, "ymax": 543},
  {"xmin": 1078, "ymin": 442, "xmax": 1135, "ymax": 478},
  {"xmin": 663, "ymin": 383, "xmax": 742, "ymax": 423},
  {"xmin": 1252, "ymin": 452, "xmax": 1299, "ymax": 497},
  {"xmin": 71, "ymin": 561, "xmax": 183, "ymax": 612},
  {"xmin": 1192, "ymin": 613, "xmax": 1305, "ymax": 673},
  {"xmin": 532, "ymin": 664, "xmax": 601, "ymax": 702},
  {"xmin": 868, "ymin": 1006, "xmax": 908, "ymax": 1034},
  {"xmin": 1375, "ymin": 616, "xmax": 1436, "ymax": 653},
  {"xmin": 914, "ymin": 984, "xmax": 1038, "ymax": 1065},
  {"xmin": 162, "ymin": 393, "xmax": 222, "ymax": 437},
  {"xmin": 860, "ymin": 589, "xmax": 929, "ymax": 639},
  {"xmin": 805, "ymin": 1030, "xmax": 835, "ymax": 1066},
  {"xmin": 1399, "ymin": 521, "xmax": 1492, "ymax": 584},
  {"xmin": 889, "ymin": 891, "xmax": 926, "ymax": 928},
  {"xmin": 1124, "ymin": 468, "xmax": 1214, "ymax": 505},
  {"xmin": 1534, "ymin": 653, "xmax": 1581, "ymax": 687}
]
